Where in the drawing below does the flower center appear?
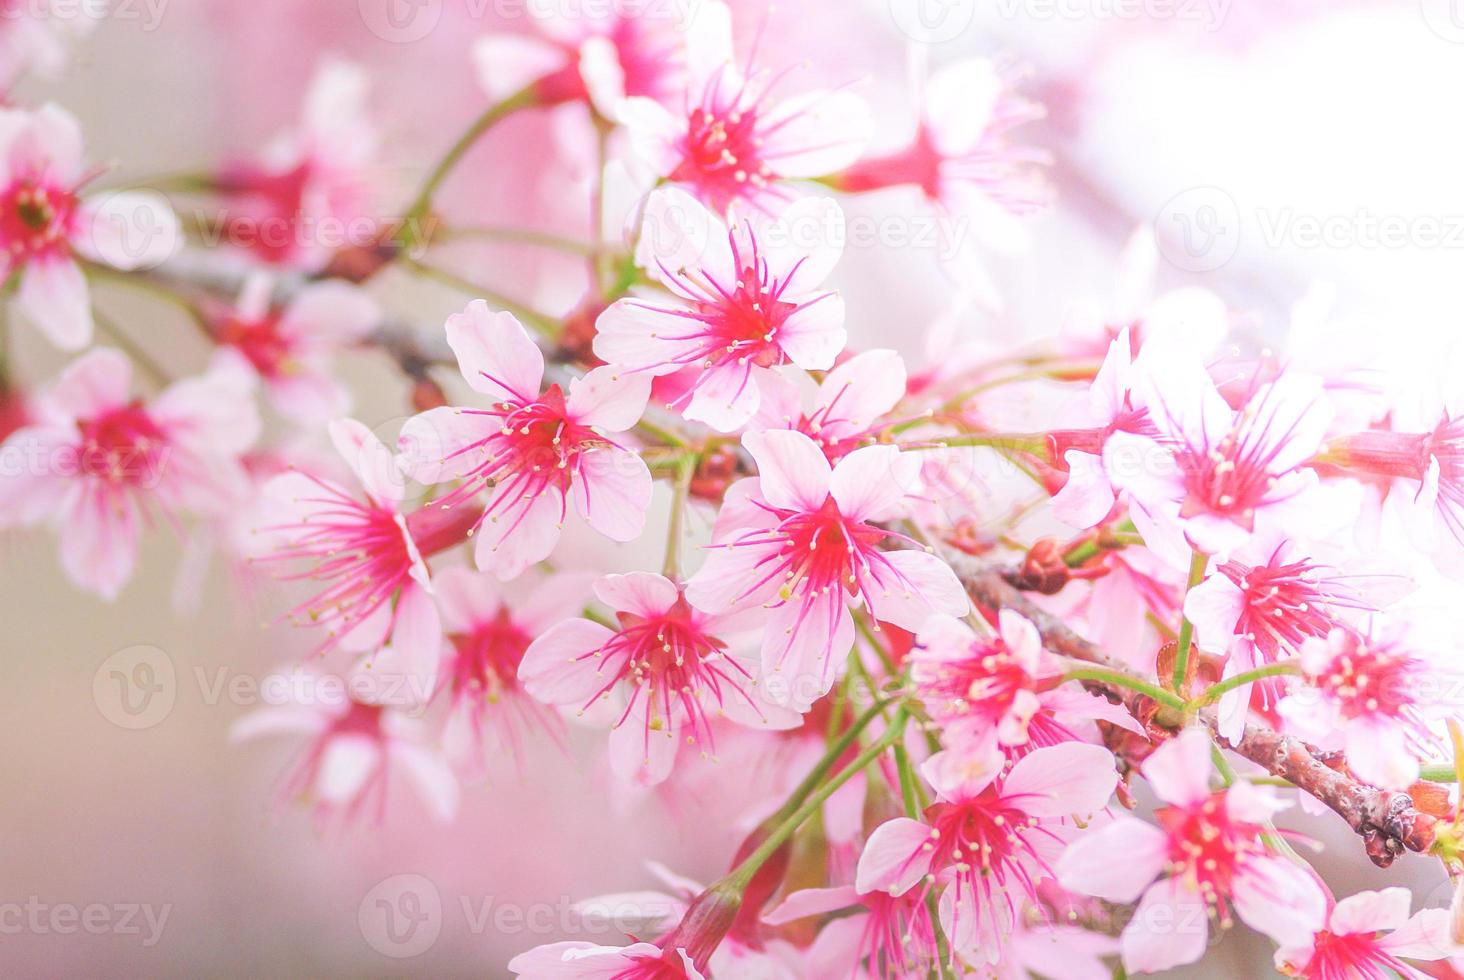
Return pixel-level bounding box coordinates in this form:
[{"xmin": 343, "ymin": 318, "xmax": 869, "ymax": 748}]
[
  {"xmin": 450, "ymin": 610, "xmax": 532, "ymax": 703},
  {"xmin": 0, "ymin": 179, "xmax": 77, "ymax": 262},
  {"xmin": 1156, "ymin": 792, "xmax": 1256, "ymax": 905},
  {"xmin": 217, "ymin": 313, "xmax": 293, "ymax": 377},
  {"xmin": 1295, "ymin": 929, "xmax": 1395, "ymax": 979},
  {"xmin": 1311, "ymin": 642, "xmax": 1421, "ymax": 722},
  {"xmin": 76, "ymin": 402, "xmax": 168, "ymax": 486},
  {"xmin": 1219, "ymin": 556, "xmax": 1341, "ymax": 660},
  {"xmin": 671, "ymin": 92, "xmax": 771, "ymax": 210}
]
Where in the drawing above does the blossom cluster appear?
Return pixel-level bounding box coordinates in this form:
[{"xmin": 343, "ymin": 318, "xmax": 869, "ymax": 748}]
[{"xmin": 7, "ymin": 2, "xmax": 1464, "ymax": 977}]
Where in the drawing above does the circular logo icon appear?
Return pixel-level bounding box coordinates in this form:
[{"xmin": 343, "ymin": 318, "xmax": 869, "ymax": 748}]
[
  {"xmin": 359, "ymin": 874, "xmax": 442, "ymax": 958},
  {"xmin": 359, "ymin": 0, "xmax": 443, "ymax": 43},
  {"xmin": 93, "ymin": 645, "xmax": 176, "ymax": 730},
  {"xmin": 1422, "ymin": 0, "xmax": 1464, "ymax": 43},
  {"xmin": 1154, "ymin": 186, "xmax": 1241, "ymax": 273},
  {"xmin": 1413, "ymin": 877, "xmax": 1461, "ymax": 958},
  {"xmin": 83, "ymin": 191, "xmax": 181, "ymax": 272},
  {"xmin": 888, "ymin": 0, "xmax": 977, "ymax": 44}
]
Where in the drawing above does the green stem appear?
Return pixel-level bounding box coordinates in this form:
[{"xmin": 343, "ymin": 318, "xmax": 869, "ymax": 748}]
[
  {"xmin": 1170, "ymin": 550, "xmax": 1209, "ymax": 693},
  {"xmin": 916, "ymin": 432, "xmax": 1049, "ymax": 455},
  {"xmin": 1061, "ymin": 667, "xmax": 1187, "ymax": 712},
  {"xmin": 1186, "ymin": 662, "xmax": 1300, "ymax": 710},
  {"xmin": 437, "ymin": 224, "xmax": 598, "ymax": 257},
  {"xmin": 1421, "ymin": 765, "xmax": 1460, "ymax": 783},
  {"xmin": 761, "ymin": 695, "xmax": 899, "ymax": 831},
  {"xmin": 399, "ymin": 257, "xmax": 559, "ymax": 338},
  {"xmin": 398, "ymin": 84, "xmax": 540, "ymax": 250},
  {"xmin": 662, "ymin": 453, "xmax": 696, "ymax": 579}
]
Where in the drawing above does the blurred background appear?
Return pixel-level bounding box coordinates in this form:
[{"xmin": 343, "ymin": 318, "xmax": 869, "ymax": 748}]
[{"xmin": 4, "ymin": 0, "xmax": 1463, "ymax": 975}]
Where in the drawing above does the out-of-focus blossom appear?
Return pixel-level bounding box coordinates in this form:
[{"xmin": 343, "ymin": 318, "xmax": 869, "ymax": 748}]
[
  {"xmin": 595, "ymin": 188, "xmax": 847, "ymax": 432},
  {"xmin": 0, "ymin": 0, "xmax": 106, "ymax": 87},
  {"xmin": 619, "ymin": 0, "xmax": 870, "ymax": 214},
  {"xmin": 0, "ymin": 347, "xmax": 257, "ymax": 599},
  {"xmin": 521, "ymin": 571, "xmax": 798, "ymax": 785},
  {"xmin": 833, "ymin": 58, "xmax": 1048, "ymax": 252},
  {"xmin": 209, "ymin": 273, "xmax": 378, "ymax": 423},
  {"xmin": 1058, "ymin": 729, "xmax": 1326, "ymax": 974},
  {"xmin": 214, "ymin": 59, "xmax": 377, "ymax": 270},
  {"xmin": 0, "ymin": 103, "xmax": 179, "ymax": 349},
  {"xmin": 473, "ymin": 0, "xmax": 688, "ymax": 117},
  {"xmin": 508, "ymin": 941, "xmax": 702, "ymax": 979},
  {"xmin": 397, "ymin": 300, "xmax": 652, "ymax": 580},
  {"xmin": 857, "ymin": 741, "xmax": 1117, "ymax": 961},
  {"xmin": 686, "ymin": 430, "xmax": 967, "ymax": 711},
  {"xmin": 764, "ymin": 883, "xmax": 938, "ymax": 978},
  {"xmin": 231, "ymin": 666, "xmax": 458, "ymax": 826}
]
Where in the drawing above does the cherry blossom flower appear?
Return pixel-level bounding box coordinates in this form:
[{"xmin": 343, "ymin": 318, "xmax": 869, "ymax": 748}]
[
  {"xmin": 752, "ymin": 348, "xmax": 908, "ymax": 462},
  {"xmin": 520, "ymin": 571, "xmax": 798, "ymax": 785},
  {"xmin": 0, "ymin": 103, "xmax": 179, "ymax": 349},
  {"xmin": 231, "ymin": 666, "xmax": 458, "ymax": 826},
  {"xmin": 214, "ymin": 59, "xmax": 377, "ymax": 270},
  {"xmin": 1274, "ymin": 887, "xmax": 1458, "ymax": 978},
  {"xmin": 685, "ymin": 429, "xmax": 968, "ymax": 711},
  {"xmin": 431, "ymin": 566, "xmax": 587, "ymax": 778},
  {"xmin": 473, "ymin": 0, "xmax": 688, "ymax": 117},
  {"xmin": 594, "ymin": 187, "xmax": 847, "ymax": 431},
  {"xmin": 1104, "ymin": 349, "xmax": 1335, "ymax": 566},
  {"xmin": 253, "ymin": 419, "xmax": 464, "ymax": 692},
  {"xmin": 1058, "ymin": 729, "xmax": 1326, "ymax": 974},
  {"xmin": 833, "ymin": 58, "xmax": 1048, "ymax": 251},
  {"xmin": 856, "ymin": 741, "xmax": 1118, "ymax": 961},
  {"xmin": 396, "ymin": 300, "xmax": 652, "ymax": 581},
  {"xmin": 914, "ymin": 610, "xmax": 1143, "ymax": 754},
  {"xmin": 209, "ymin": 273, "xmax": 378, "ymax": 423},
  {"xmin": 0, "ymin": 347, "xmax": 257, "ymax": 599},
  {"xmin": 0, "ymin": 0, "xmax": 106, "ymax": 87},
  {"xmin": 1277, "ymin": 626, "xmax": 1438, "ymax": 789},
  {"xmin": 618, "ymin": 1, "xmax": 871, "ymax": 214}
]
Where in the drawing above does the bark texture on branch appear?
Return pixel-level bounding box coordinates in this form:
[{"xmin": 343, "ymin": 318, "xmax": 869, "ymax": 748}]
[{"xmin": 952, "ymin": 555, "xmax": 1438, "ymax": 868}]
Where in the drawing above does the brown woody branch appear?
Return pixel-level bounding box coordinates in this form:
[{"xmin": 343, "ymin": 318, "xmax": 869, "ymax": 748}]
[{"xmin": 951, "ymin": 556, "xmax": 1438, "ymax": 868}]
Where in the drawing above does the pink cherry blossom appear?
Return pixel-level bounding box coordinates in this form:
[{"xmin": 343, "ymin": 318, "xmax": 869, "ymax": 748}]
[
  {"xmin": 1105, "ymin": 350, "xmax": 1335, "ymax": 564},
  {"xmin": 520, "ymin": 571, "xmax": 798, "ymax": 785},
  {"xmin": 618, "ymin": 1, "xmax": 870, "ymax": 214},
  {"xmin": 397, "ymin": 299, "xmax": 653, "ymax": 581},
  {"xmin": 685, "ymin": 429, "xmax": 968, "ymax": 710},
  {"xmin": 764, "ymin": 884, "xmax": 938, "ymax": 979},
  {"xmin": 1058, "ymin": 729, "xmax": 1326, "ymax": 974},
  {"xmin": 431, "ymin": 565, "xmax": 588, "ymax": 778},
  {"xmin": 595, "ymin": 188, "xmax": 847, "ymax": 431},
  {"xmin": 473, "ymin": 0, "xmax": 687, "ymax": 117},
  {"xmin": 0, "ymin": 347, "xmax": 258, "ymax": 599},
  {"xmin": 856, "ymin": 741, "xmax": 1118, "ymax": 961},
  {"xmin": 0, "ymin": 103, "xmax": 179, "ymax": 349},
  {"xmin": 209, "ymin": 273, "xmax": 378, "ymax": 423},
  {"xmin": 508, "ymin": 942, "xmax": 702, "ymax": 980},
  {"xmin": 0, "ymin": 0, "xmax": 104, "ymax": 86},
  {"xmin": 834, "ymin": 58, "xmax": 1048, "ymax": 252},
  {"xmin": 1277, "ymin": 626, "xmax": 1438, "ymax": 790},
  {"xmin": 752, "ymin": 348, "xmax": 909, "ymax": 462},
  {"xmin": 253, "ymin": 419, "xmax": 462, "ymax": 691},
  {"xmin": 214, "ymin": 59, "xmax": 377, "ymax": 270},
  {"xmin": 231, "ymin": 666, "xmax": 458, "ymax": 826},
  {"xmin": 914, "ymin": 610, "xmax": 1144, "ymax": 753},
  {"xmin": 1274, "ymin": 887, "xmax": 1459, "ymax": 978}
]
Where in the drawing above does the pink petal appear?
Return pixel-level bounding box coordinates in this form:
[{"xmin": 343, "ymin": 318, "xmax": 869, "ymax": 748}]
[
  {"xmin": 760, "ymin": 196, "xmax": 845, "ymax": 294},
  {"xmin": 828, "ymin": 444, "xmax": 919, "ymax": 523},
  {"xmin": 445, "ymin": 300, "xmax": 545, "ymax": 402},
  {"xmin": 815, "ymin": 349, "xmax": 907, "ymax": 437},
  {"xmin": 475, "ymin": 486, "xmax": 566, "ymax": 581},
  {"xmin": 1230, "ymin": 856, "xmax": 1327, "ymax": 944},
  {"xmin": 519, "ymin": 618, "xmax": 616, "ymax": 705},
  {"xmin": 0, "ymin": 425, "xmax": 74, "ymax": 526},
  {"xmin": 471, "ymin": 34, "xmax": 566, "ymax": 104},
  {"xmin": 12, "ymin": 103, "xmax": 84, "ymax": 183},
  {"xmin": 593, "ymin": 571, "xmax": 678, "ymax": 619},
  {"xmin": 743, "ymin": 429, "xmax": 831, "ymax": 512},
  {"xmin": 1120, "ymin": 877, "xmax": 1210, "ymax": 974},
  {"xmin": 229, "ymin": 704, "xmax": 330, "ymax": 743},
  {"xmin": 268, "ymin": 371, "xmax": 351, "ymax": 424},
  {"xmin": 151, "ymin": 357, "xmax": 261, "ymax": 457},
  {"xmin": 1050, "ymin": 450, "xmax": 1116, "ymax": 530},
  {"xmin": 758, "ymin": 89, "xmax": 871, "ymax": 178},
  {"xmin": 760, "ymin": 593, "xmax": 851, "ymax": 711},
  {"xmin": 58, "ymin": 483, "xmax": 137, "ymax": 600},
  {"xmin": 762, "ymin": 886, "xmax": 860, "ymax": 926},
  {"xmin": 608, "ymin": 710, "xmax": 679, "ymax": 786},
  {"xmin": 328, "ymin": 418, "xmax": 404, "ymax": 504},
  {"xmin": 592, "ymin": 300, "xmax": 698, "ymax": 374},
  {"xmin": 1002, "ymin": 742, "xmax": 1117, "ymax": 817},
  {"xmin": 864, "ymin": 549, "xmax": 969, "ymax": 632},
  {"xmin": 46, "ymin": 346, "xmax": 131, "ymax": 418},
  {"xmin": 924, "ymin": 59, "xmax": 1000, "ymax": 155},
  {"xmin": 633, "ymin": 185, "xmax": 734, "ymax": 289},
  {"xmin": 431, "ymin": 566, "xmax": 502, "ymax": 635},
  {"xmin": 1056, "ymin": 817, "xmax": 1169, "ymax": 904},
  {"xmin": 684, "ymin": 538, "xmax": 781, "ymax": 613},
  {"xmin": 854, "ymin": 817, "xmax": 934, "ymax": 896},
  {"xmin": 281, "ymin": 280, "xmax": 379, "ymax": 344},
  {"xmin": 74, "ymin": 191, "xmax": 180, "ymax": 270},
  {"xmin": 1330, "ymin": 887, "xmax": 1411, "ymax": 937},
  {"xmin": 353, "ymin": 584, "xmax": 442, "ymax": 708},
  {"xmin": 997, "ymin": 608, "xmax": 1044, "ymax": 672},
  {"xmin": 775, "ymin": 294, "xmax": 846, "ymax": 371},
  {"xmin": 1379, "ymin": 909, "xmax": 1461, "ymax": 960},
  {"xmin": 18, "ymin": 256, "xmax": 92, "ymax": 350},
  {"xmin": 396, "ymin": 407, "xmax": 490, "ymax": 486},
  {"xmin": 566, "ymin": 365, "xmax": 651, "ymax": 432},
  {"xmin": 571, "ymin": 447, "xmax": 652, "ymax": 542},
  {"xmin": 683, "ymin": 361, "xmax": 763, "ymax": 433},
  {"xmin": 1140, "ymin": 727, "xmax": 1214, "ymax": 807},
  {"xmin": 1182, "ymin": 573, "xmax": 1244, "ymax": 654},
  {"xmin": 1344, "ymin": 717, "xmax": 1418, "ymax": 790}
]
